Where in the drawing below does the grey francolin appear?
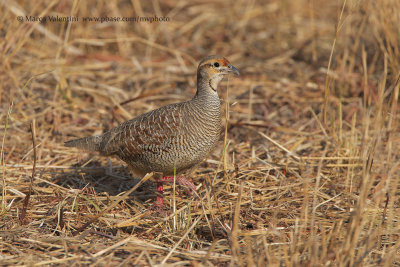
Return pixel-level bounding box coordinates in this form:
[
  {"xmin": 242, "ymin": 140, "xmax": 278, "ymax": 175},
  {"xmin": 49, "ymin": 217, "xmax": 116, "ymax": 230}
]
[{"xmin": 65, "ymin": 55, "xmax": 240, "ymax": 209}]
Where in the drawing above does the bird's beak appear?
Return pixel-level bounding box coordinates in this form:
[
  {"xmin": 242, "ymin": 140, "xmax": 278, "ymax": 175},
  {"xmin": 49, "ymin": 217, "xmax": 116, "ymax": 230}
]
[{"xmin": 228, "ymin": 64, "xmax": 240, "ymax": 76}]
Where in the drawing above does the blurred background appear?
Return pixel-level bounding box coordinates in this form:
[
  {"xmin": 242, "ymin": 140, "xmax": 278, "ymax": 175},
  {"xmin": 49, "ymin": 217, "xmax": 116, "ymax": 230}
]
[
  {"xmin": 2, "ymin": 0, "xmax": 399, "ymax": 135},
  {"xmin": 1, "ymin": 0, "xmax": 399, "ymax": 265}
]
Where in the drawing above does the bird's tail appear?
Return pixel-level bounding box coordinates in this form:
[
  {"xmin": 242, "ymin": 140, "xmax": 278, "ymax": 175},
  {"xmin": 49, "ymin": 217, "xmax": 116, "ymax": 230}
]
[{"xmin": 65, "ymin": 135, "xmax": 103, "ymax": 152}]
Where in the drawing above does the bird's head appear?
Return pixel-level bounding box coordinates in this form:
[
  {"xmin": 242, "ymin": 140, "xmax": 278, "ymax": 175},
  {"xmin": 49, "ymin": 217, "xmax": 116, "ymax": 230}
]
[{"xmin": 197, "ymin": 55, "xmax": 240, "ymax": 92}]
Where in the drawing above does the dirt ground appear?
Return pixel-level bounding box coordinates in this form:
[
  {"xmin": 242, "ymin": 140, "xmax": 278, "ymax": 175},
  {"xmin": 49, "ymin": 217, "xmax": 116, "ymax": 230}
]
[{"xmin": 1, "ymin": 0, "xmax": 399, "ymax": 266}]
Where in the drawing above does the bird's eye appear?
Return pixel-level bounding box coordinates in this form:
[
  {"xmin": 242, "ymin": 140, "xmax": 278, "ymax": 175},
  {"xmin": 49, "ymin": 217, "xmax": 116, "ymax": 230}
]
[{"xmin": 214, "ymin": 62, "xmax": 220, "ymax": 67}]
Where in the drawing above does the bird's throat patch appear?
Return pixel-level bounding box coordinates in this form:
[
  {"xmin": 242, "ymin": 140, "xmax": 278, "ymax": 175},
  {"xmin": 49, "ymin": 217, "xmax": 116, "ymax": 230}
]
[{"xmin": 209, "ymin": 79, "xmax": 217, "ymax": 91}]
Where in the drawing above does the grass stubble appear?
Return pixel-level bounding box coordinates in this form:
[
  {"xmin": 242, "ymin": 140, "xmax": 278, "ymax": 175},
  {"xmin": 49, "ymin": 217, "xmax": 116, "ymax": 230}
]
[{"xmin": 0, "ymin": 0, "xmax": 399, "ymax": 266}]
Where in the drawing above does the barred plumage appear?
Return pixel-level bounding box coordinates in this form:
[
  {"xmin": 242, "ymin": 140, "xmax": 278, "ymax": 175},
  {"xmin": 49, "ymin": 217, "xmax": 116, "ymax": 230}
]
[{"xmin": 65, "ymin": 55, "xmax": 239, "ymax": 182}]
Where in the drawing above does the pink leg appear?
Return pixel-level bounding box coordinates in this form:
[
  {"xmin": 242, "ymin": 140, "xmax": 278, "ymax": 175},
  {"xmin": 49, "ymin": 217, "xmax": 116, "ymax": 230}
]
[
  {"xmin": 156, "ymin": 181, "xmax": 164, "ymax": 205},
  {"xmin": 149, "ymin": 181, "xmax": 166, "ymax": 215},
  {"xmin": 149, "ymin": 176, "xmax": 197, "ymax": 216}
]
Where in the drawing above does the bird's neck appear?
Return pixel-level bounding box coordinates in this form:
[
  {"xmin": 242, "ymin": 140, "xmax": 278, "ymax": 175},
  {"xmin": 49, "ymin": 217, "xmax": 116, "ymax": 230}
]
[
  {"xmin": 189, "ymin": 76, "xmax": 222, "ymax": 127},
  {"xmin": 193, "ymin": 76, "xmax": 220, "ymax": 101}
]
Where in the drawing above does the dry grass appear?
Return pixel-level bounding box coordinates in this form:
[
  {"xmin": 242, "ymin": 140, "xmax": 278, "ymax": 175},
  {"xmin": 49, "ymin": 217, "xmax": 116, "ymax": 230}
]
[{"xmin": 1, "ymin": 0, "xmax": 400, "ymax": 266}]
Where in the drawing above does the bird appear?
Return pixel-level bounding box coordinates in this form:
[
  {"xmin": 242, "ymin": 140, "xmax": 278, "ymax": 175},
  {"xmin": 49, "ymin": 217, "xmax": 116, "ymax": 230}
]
[{"xmin": 65, "ymin": 55, "xmax": 240, "ymax": 211}]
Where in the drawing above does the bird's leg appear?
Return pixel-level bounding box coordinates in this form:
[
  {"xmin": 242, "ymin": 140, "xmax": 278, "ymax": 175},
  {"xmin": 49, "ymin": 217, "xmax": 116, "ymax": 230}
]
[
  {"xmin": 156, "ymin": 181, "xmax": 164, "ymax": 205},
  {"xmin": 149, "ymin": 176, "xmax": 197, "ymax": 216},
  {"xmin": 148, "ymin": 173, "xmax": 167, "ymax": 215},
  {"xmin": 148, "ymin": 181, "xmax": 167, "ymax": 216}
]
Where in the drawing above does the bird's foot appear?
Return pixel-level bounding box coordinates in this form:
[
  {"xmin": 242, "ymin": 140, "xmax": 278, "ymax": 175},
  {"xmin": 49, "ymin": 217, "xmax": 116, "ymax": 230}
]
[
  {"xmin": 147, "ymin": 186, "xmax": 169, "ymax": 217},
  {"xmin": 148, "ymin": 176, "xmax": 197, "ymax": 217},
  {"xmin": 158, "ymin": 176, "xmax": 197, "ymax": 195}
]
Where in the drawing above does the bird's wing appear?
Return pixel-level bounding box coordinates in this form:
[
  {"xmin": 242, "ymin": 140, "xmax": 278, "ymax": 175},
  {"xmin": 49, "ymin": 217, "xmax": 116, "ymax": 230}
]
[{"xmin": 100, "ymin": 102, "xmax": 185, "ymax": 157}]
